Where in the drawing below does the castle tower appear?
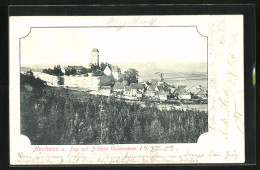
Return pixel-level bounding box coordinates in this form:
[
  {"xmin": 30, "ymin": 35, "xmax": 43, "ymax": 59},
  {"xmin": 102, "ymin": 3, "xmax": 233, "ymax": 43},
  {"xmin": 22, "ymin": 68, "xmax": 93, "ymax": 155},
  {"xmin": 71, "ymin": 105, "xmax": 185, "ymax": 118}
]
[{"xmin": 91, "ymin": 48, "xmax": 99, "ymax": 66}]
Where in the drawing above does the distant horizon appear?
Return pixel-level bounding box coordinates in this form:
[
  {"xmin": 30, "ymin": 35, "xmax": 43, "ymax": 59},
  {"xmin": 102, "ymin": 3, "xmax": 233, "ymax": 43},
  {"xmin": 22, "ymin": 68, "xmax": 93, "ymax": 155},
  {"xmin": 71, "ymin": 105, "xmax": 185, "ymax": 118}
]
[{"xmin": 21, "ymin": 60, "xmax": 207, "ymax": 74}]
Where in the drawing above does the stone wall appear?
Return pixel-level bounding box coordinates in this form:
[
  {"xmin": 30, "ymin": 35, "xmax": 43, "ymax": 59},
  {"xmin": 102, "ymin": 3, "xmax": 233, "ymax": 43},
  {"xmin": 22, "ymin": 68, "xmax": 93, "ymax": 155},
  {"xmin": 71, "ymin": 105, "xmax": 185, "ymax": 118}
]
[
  {"xmin": 33, "ymin": 72, "xmax": 109, "ymax": 91},
  {"xmin": 63, "ymin": 75, "xmax": 92, "ymax": 89},
  {"xmin": 33, "ymin": 72, "xmax": 55, "ymax": 85}
]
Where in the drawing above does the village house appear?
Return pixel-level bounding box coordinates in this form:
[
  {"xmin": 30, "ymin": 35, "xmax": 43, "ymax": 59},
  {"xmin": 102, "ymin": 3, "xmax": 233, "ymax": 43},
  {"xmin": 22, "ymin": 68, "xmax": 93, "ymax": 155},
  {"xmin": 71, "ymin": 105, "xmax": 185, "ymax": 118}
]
[
  {"xmin": 178, "ymin": 90, "xmax": 192, "ymax": 100},
  {"xmin": 195, "ymin": 90, "xmax": 207, "ymax": 99},
  {"xmin": 136, "ymin": 91, "xmax": 143, "ymax": 98},
  {"xmin": 111, "ymin": 66, "xmax": 121, "ymax": 80},
  {"xmin": 157, "ymin": 85, "xmax": 170, "ymax": 94},
  {"xmin": 168, "ymin": 84, "xmax": 176, "ymax": 93},
  {"xmin": 186, "ymin": 85, "xmax": 208, "ymax": 99},
  {"xmin": 113, "ymin": 82, "xmax": 124, "ymax": 93},
  {"xmin": 173, "ymin": 85, "xmax": 190, "ymax": 99},
  {"xmin": 188, "ymin": 85, "xmax": 204, "ymax": 93},
  {"xmin": 130, "ymin": 83, "xmax": 145, "ymax": 96},
  {"xmin": 186, "ymin": 87, "xmax": 201, "ymax": 99},
  {"xmin": 157, "ymin": 89, "xmax": 168, "ymax": 100},
  {"xmin": 124, "ymin": 86, "xmax": 132, "ymax": 96},
  {"xmin": 103, "ymin": 65, "xmax": 121, "ymax": 80},
  {"xmin": 188, "ymin": 86, "xmax": 201, "ymax": 94},
  {"xmin": 144, "ymin": 85, "xmax": 158, "ymax": 97}
]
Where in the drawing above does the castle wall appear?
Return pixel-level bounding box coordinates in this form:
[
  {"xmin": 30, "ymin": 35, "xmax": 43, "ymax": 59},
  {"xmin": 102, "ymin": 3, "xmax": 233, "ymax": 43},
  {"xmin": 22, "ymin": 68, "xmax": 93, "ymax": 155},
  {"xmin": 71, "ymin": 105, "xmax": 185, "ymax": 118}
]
[
  {"xmin": 33, "ymin": 72, "xmax": 106, "ymax": 91},
  {"xmin": 63, "ymin": 75, "xmax": 102, "ymax": 91},
  {"xmin": 64, "ymin": 76, "xmax": 93, "ymax": 90},
  {"xmin": 92, "ymin": 77, "xmax": 101, "ymax": 91}
]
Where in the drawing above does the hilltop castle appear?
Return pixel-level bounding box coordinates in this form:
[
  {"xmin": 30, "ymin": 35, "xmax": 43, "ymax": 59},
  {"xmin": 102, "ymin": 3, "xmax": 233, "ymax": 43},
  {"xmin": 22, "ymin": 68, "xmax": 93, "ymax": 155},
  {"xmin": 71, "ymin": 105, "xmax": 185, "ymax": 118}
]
[{"xmin": 35, "ymin": 48, "xmax": 118, "ymax": 91}]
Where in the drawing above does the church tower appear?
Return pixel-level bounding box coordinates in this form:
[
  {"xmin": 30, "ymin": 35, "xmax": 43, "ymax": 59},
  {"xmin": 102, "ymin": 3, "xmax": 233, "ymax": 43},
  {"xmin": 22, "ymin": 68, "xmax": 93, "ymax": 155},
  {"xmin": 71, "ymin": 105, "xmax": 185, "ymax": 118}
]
[{"xmin": 91, "ymin": 48, "xmax": 99, "ymax": 66}]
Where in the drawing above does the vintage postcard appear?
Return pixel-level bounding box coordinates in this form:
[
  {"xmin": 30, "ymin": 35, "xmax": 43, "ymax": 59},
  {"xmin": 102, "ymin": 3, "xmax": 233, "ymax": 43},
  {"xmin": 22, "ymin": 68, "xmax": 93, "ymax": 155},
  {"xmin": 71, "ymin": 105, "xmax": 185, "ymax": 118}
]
[{"xmin": 9, "ymin": 15, "xmax": 244, "ymax": 164}]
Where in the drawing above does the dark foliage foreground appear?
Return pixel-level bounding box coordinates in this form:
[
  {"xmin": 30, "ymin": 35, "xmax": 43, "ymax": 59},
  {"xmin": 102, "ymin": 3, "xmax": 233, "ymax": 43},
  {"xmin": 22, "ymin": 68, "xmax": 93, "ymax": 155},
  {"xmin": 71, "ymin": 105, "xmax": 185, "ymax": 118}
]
[{"xmin": 20, "ymin": 74, "xmax": 208, "ymax": 144}]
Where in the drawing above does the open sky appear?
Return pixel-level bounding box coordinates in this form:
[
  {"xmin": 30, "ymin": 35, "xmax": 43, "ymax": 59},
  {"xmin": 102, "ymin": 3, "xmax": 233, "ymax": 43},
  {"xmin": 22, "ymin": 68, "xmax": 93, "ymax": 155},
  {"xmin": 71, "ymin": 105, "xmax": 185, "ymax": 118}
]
[{"xmin": 21, "ymin": 26, "xmax": 207, "ymax": 68}]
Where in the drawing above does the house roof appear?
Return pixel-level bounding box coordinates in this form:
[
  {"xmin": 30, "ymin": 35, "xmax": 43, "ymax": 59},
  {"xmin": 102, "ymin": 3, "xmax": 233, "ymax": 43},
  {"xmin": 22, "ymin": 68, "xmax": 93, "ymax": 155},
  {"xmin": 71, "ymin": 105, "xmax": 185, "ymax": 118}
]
[
  {"xmin": 111, "ymin": 65, "xmax": 120, "ymax": 72},
  {"xmin": 169, "ymin": 84, "xmax": 175, "ymax": 88},
  {"xmin": 179, "ymin": 89, "xmax": 191, "ymax": 95},
  {"xmin": 113, "ymin": 82, "xmax": 124, "ymax": 89},
  {"xmin": 177, "ymin": 86, "xmax": 190, "ymax": 94},
  {"xmin": 195, "ymin": 89, "xmax": 203, "ymax": 94},
  {"xmin": 150, "ymin": 79, "xmax": 158, "ymax": 85},
  {"xmin": 125, "ymin": 86, "xmax": 131, "ymax": 91},
  {"xmin": 147, "ymin": 85, "xmax": 157, "ymax": 91},
  {"xmin": 130, "ymin": 83, "xmax": 144, "ymax": 89},
  {"xmin": 122, "ymin": 80, "xmax": 128, "ymax": 85},
  {"xmin": 157, "ymin": 86, "xmax": 170, "ymax": 92},
  {"xmin": 157, "ymin": 86, "xmax": 163, "ymax": 91},
  {"xmin": 158, "ymin": 89, "xmax": 167, "ymax": 95},
  {"xmin": 104, "ymin": 65, "xmax": 111, "ymax": 71},
  {"xmin": 145, "ymin": 81, "xmax": 153, "ymax": 85},
  {"xmin": 189, "ymin": 88, "xmax": 202, "ymax": 94},
  {"xmin": 171, "ymin": 88, "xmax": 176, "ymax": 93},
  {"xmin": 66, "ymin": 66, "xmax": 85, "ymax": 70},
  {"xmin": 175, "ymin": 85, "xmax": 188, "ymax": 94},
  {"xmin": 196, "ymin": 90, "xmax": 206, "ymax": 95},
  {"xmin": 187, "ymin": 86, "xmax": 196, "ymax": 92},
  {"xmin": 92, "ymin": 48, "xmax": 99, "ymax": 52}
]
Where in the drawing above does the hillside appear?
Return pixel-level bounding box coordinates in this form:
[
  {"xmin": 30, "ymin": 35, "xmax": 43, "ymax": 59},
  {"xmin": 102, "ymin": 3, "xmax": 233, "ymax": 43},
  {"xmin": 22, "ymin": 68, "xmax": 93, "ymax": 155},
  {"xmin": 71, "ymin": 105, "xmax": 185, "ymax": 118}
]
[{"xmin": 20, "ymin": 73, "xmax": 208, "ymax": 145}]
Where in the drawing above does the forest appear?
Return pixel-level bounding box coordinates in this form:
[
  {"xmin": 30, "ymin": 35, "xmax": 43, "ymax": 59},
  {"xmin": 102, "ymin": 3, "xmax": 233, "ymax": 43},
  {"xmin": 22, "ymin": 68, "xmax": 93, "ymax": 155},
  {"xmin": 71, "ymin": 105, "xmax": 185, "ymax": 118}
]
[{"xmin": 20, "ymin": 73, "xmax": 208, "ymax": 145}]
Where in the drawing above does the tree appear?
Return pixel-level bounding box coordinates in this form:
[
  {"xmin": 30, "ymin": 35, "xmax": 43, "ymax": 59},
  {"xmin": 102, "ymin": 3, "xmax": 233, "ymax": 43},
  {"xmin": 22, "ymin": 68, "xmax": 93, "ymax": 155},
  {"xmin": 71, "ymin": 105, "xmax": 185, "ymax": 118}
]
[
  {"xmin": 65, "ymin": 68, "xmax": 76, "ymax": 76},
  {"xmin": 20, "ymin": 75, "xmax": 208, "ymax": 144},
  {"xmin": 149, "ymin": 119, "xmax": 165, "ymax": 143},
  {"xmin": 52, "ymin": 65, "xmax": 64, "ymax": 76},
  {"xmin": 90, "ymin": 63, "xmax": 103, "ymax": 76},
  {"xmin": 100, "ymin": 62, "xmax": 111, "ymax": 71},
  {"xmin": 80, "ymin": 68, "xmax": 88, "ymax": 75},
  {"xmin": 122, "ymin": 68, "xmax": 139, "ymax": 85},
  {"xmin": 42, "ymin": 65, "xmax": 64, "ymax": 76},
  {"xmin": 80, "ymin": 125, "xmax": 94, "ymax": 144},
  {"xmin": 26, "ymin": 70, "xmax": 33, "ymax": 76},
  {"xmin": 130, "ymin": 117, "xmax": 142, "ymax": 143}
]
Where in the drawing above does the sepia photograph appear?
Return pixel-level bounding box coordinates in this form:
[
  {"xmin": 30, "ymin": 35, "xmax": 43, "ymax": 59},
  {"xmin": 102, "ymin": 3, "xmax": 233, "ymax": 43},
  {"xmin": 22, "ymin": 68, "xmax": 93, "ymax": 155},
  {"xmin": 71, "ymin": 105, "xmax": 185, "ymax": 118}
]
[{"xmin": 20, "ymin": 26, "xmax": 208, "ymax": 145}]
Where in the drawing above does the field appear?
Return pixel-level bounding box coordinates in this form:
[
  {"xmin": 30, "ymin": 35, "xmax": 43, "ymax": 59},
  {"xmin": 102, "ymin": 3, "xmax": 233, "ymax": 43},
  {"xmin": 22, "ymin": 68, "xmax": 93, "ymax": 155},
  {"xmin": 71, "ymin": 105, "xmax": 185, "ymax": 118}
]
[{"xmin": 140, "ymin": 72, "xmax": 207, "ymax": 88}]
